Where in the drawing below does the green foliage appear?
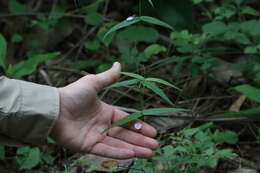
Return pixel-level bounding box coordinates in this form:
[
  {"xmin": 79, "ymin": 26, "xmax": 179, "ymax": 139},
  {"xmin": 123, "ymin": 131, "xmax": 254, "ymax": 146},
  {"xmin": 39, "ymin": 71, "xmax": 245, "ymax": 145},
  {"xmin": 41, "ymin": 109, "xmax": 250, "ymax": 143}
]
[
  {"xmin": 84, "ymin": 12, "xmax": 103, "ymax": 25},
  {"xmin": 109, "ymin": 72, "xmax": 180, "ymax": 105},
  {"xmin": 144, "ymin": 44, "xmax": 166, "ymax": 58},
  {"xmin": 104, "ymin": 16, "xmax": 173, "ymax": 40},
  {"xmin": 14, "ymin": 146, "xmax": 54, "ymax": 171},
  {"xmin": 116, "ymin": 26, "xmax": 159, "ymax": 43},
  {"xmin": 147, "ymin": 123, "xmax": 238, "ymax": 173},
  {"xmin": 105, "ymin": 107, "xmax": 187, "ymax": 132},
  {"xmin": 6, "ymin": 52, "xmax": 60, "ymax": 79},
  {"xmin": 8, "ymin": 0, "xmax": 32, "ymax": 14},
  {"xmin": 15, "ymin": 147, "xmax": 41, "ymax": 170},
  {"xmin": 0, "ymin": 34, "xmax": 7, "ymax": 69},
  {"xmin": 105, "ymin": 72, "xmax": 185, "ymax": 131},
  {"xmin": 233, "ymin": 85, "xmax": 260, "ymax": 103}
]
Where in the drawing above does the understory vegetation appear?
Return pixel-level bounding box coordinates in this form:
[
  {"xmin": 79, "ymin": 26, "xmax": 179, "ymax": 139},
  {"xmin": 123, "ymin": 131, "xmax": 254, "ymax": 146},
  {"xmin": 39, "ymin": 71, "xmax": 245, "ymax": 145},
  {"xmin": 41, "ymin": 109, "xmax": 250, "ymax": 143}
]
[{"xmin": 1, "ymin": 0, "xmax": 260, "ymax": 172}]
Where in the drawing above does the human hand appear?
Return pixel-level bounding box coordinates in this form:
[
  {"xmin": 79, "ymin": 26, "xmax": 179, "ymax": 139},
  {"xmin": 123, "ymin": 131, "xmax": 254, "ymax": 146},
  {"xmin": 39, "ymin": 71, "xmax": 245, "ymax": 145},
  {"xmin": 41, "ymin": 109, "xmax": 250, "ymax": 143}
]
[{"xmin": 50, "ymin": 62, "xmax": 159, "ymax": 159}]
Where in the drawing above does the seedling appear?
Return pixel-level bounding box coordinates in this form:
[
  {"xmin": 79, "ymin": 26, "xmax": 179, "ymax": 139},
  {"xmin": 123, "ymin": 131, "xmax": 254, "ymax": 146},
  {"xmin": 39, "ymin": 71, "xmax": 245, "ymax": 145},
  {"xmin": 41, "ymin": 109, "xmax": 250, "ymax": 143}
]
[{"xmin": 104, "ymin": 72, "xmax": 187, "ymax": 132}]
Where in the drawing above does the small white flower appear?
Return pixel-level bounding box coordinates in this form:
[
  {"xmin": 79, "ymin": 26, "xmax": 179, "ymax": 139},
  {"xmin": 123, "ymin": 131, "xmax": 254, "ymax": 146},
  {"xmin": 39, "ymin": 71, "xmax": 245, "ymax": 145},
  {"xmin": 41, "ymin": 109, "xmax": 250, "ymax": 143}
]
[
  {"xmin": 134, "ymin": 122, "xmax": 142, "ymax": 130},
  {"xmin": 126, "ymin": 16, "xmax": 134, "ymax": 21}
]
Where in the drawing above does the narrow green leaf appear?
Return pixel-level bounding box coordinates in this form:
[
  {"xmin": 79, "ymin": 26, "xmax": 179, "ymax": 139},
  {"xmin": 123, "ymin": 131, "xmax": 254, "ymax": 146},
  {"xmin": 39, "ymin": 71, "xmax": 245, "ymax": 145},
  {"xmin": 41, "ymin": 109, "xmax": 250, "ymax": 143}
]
[
  {"xmin": 211, "ymin": 106, "xmax": 260, "ymax": 119},
  {"xmin": 142, "ymin": 108, "xmax": 187, "ymax": 115},
  {"xmin": 0, "ymin": 34, "xmax": 7, "ymax": 69},
  {"xmin": 142, "ymin": 81, "xmax": 174, "ymax": 105},
  {"xmin": 140, "ymin": 16, "xmax": 173, "ymax": 30},
  {"xmin": 120, "ymin": 72, "xmax": 145, "ymax": 80},
  {"xmin": 232, "ymin": 84, "xmax": 260, "ymax": 103},
  {"xmin": 104, "ymin": 112, "xmax": 143, "ymax": 132},
  {"xmin": 103, "ymin": 17, "xmax": 141, "ymax": 40},
  {"xmin": 107, "ymin": 79, "xmax": 140, "ymax": 89},
  {"xmin": 146, "ymin": 78, "xmax": 181, "ymax": 91},
  {"xmin": 147, "ymin": 0, "xmax": 154, "ymax": 7}
]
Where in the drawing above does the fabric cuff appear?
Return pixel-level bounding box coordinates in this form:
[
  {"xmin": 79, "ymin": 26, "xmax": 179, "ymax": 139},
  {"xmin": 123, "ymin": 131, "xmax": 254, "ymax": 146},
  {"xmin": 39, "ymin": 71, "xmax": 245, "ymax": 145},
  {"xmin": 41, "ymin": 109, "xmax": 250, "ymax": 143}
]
[{"xmin": 0, "ymin": 78, "xmax": 59, "ymax": 145}]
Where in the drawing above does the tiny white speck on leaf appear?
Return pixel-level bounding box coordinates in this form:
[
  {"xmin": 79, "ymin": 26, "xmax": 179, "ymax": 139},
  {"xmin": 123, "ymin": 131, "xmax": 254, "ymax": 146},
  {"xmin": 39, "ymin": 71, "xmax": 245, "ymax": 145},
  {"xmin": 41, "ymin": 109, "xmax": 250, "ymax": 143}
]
[
  {"xmin": 126, "ymin": 16, "xmax": 134, "ymax": 21},
  {"xmin": 134, "ymin": 122, "xmax": 142, "ymax": 130}
]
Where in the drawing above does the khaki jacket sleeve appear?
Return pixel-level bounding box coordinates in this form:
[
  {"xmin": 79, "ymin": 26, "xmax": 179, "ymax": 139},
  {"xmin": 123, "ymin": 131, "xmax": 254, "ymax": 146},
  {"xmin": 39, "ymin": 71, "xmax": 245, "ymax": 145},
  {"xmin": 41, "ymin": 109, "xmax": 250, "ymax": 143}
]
[{"xmin": 0, "ymin": 76, "xmax": 59, "ymax": 146}]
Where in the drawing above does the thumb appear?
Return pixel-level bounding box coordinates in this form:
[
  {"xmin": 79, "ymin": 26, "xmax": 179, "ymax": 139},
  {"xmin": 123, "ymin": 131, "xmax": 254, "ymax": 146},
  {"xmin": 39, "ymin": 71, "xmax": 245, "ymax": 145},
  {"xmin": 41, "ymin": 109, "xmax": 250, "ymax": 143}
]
[{"xmin": 95, "ymin": 62, "xmax": 121, "ymax": 89}]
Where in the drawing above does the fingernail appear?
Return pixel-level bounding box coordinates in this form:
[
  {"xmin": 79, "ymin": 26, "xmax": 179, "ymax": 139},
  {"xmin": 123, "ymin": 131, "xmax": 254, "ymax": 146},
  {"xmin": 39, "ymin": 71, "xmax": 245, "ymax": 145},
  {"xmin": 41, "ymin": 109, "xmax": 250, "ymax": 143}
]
[{"xmin": 114, "ymin": 61, "xmax": 121, "ymax": 66}]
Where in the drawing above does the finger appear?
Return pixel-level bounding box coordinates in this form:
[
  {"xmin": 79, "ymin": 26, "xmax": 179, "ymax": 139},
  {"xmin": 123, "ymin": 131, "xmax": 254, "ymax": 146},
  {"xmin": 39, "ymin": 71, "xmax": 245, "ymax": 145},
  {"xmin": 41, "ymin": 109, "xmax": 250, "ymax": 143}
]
[
  {"xmin": 113, "ymin": 108, "xmax": 158, "ymax": 138},
  {"xmin": 95, "ymin": 62, "xmax": 121, "ymax": 89},
  {"xmin": 102, "ymin": 136, "xmax": 154, "ymax": 158},
  {"xmin": 90, "ymin": 143, "xmax": 135, "ymax": 159},
  {"xmin": 108, "ymin": 126, "xmax": 159, "ymax": 150}
]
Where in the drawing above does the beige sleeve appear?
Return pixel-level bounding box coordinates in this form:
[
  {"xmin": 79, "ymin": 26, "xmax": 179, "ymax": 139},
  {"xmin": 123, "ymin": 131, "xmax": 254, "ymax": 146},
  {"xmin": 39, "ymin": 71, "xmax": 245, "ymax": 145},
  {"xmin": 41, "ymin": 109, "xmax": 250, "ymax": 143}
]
[{"xmin": 0, "ymin": 76, "xmax": 59, "ymax": 146}]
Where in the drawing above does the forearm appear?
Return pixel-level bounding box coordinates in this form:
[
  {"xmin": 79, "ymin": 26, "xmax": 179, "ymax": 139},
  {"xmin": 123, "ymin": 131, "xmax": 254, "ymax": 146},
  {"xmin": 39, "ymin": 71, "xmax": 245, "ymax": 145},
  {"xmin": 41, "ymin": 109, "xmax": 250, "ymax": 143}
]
[{"xmin": 0, "ymin": 76, "xmax": 59, "ymax": 146}]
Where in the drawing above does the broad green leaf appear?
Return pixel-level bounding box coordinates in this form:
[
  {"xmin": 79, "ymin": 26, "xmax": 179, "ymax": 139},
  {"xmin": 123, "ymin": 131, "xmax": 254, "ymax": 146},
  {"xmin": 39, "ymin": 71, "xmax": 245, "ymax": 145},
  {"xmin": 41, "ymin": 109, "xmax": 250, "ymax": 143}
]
[
  {"xmin": 142, "ymin": 108, "xmax": 187, "ymax": 115},
  {"xmin": 232, "ymin": 84, "xmax": 260, "ymax": 103},
  {"xmin": 241, "ymin": 6, "xmax": 259, "ymax": 16},
  {"xmin": 183, "ymin": 123, "xmax": 213, "ymax": 136},
  {"xmin": 216, "ymin": 149, "xmax": 236, "ymax": 158},
  {"xmin": 84, "ymin": 40, "xmax": 100, "ymax": 50},
  {"xmin": 116, "ymin": 26, "xmax": 159, "ymax": 43},
  {"xmin": 203, "ymin": 21, "xmax": 227, "ymax": 35},
  {"xmin": 11, "ymin": 34, "xmax": 23, "ymax": 43},
  {"xmin": 213, "ymin": 130, "xmax": 238, "ymax": 144},
  {"xmin": 103, "ymin": 17, "xmax": 141, "ymax": 39},
  {"xmin": 18, "ymin": 147, "xmax": 41, "ymax": 170},
  {"xmin": 240, "ymin": 20, "xmax": 260, "ymax": 36},
  {"xmin": 140, "ymin": 16, "xmax": 174, "ymax": 30},
  {"xmin": 104, "ymin": 112, "xmax": 143, "ymax": 132},
  {"xmin": 41, "ymin": 153, "xmax": 54, "ymax": 165},
  {"xmin": 0, "ymin": 34, "xmax": 7, "ymax": 69},
  {"xmin": 84, "ymin": 12, "xmax": 103, "ymax": 26},
  {"xmin": 146, "ymin": 77, "xmax": 181, "ymax": 91},
  {"xmin": 6, "ymin": 52, "xmax": 60, "ymax": 79},
  {"xmin": 144, "ymin": 44, "xmax": 167, "ymax": 58},
  {"xmin": 120, "ymin": 72, "xmax": 145, "ymax": 80},
  {"xmin": 107, "ymin": 79, "xmax": 140, "ymax": 89},
  {"xmin": 142, "ymin": 81, "xmax": 174, "ymax": 105},
  {"xmin": 8, "ymin": 0, "xmax": 31, "ymax": 14}
]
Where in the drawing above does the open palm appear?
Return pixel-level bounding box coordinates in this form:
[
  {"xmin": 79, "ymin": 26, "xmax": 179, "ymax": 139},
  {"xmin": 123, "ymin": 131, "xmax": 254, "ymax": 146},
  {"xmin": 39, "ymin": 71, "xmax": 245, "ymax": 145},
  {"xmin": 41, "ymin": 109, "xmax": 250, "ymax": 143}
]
[{"xmin": 50, "ymin": 62, "xmax": 159, "ymax": 159}]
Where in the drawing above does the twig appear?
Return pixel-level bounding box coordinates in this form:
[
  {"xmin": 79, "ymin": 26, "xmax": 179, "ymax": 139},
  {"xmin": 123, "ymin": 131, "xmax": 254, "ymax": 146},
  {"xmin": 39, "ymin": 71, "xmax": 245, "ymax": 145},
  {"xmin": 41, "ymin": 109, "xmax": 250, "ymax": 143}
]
[{"xmin": 39, "ymin": 69, "xmax": 53, "ymax": 86}]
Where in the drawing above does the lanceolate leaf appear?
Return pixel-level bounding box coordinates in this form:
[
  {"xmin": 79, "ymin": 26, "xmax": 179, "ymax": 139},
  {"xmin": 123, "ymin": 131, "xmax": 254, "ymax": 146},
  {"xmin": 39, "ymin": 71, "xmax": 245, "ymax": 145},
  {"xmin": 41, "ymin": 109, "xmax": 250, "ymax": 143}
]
[
  {"xmin": 140, "ymin": 16, "xmax": 174, "ymax": 31},
  {"xmin": 103, "ymin": 17, "xmax": 141, "ymax": 39},
  {"xmin": 232, "ymin": 84, "xmax": 260, "ymax": 103},
  {"xmin": 104, "ymin": 112, "xmax": 143, "ymax": 132},
  {"xmin": 142, "ymin": 81, "xmax": 174, "ymax": 105},
  {"xmin": 148, "ymin": 0, "xmax": 154, "ymax": 7},
  {"xmin": 212, "ymin": 106, "xmax": 260, "ymax": 120},
  {"xmin": 104, "ymin": 16, "xmax": 173, "ymax": 40},
  {"xmin": 107, "ymin": 79, "xmax": 140, "ymax": 89},
  {"xmin": 120, "ymin": 72, "xmax": 145, "ymax": 80},
  {"xmin": 146, "ymin": 78, "xmax": 181, "ymax": 91},
  {"xmin": 142, "ymin": 108, "xmax": 188, "ymax": 115},
  {"xmin": 0, "ymin": 34, "xmax": 7, "ymax": 69}
]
